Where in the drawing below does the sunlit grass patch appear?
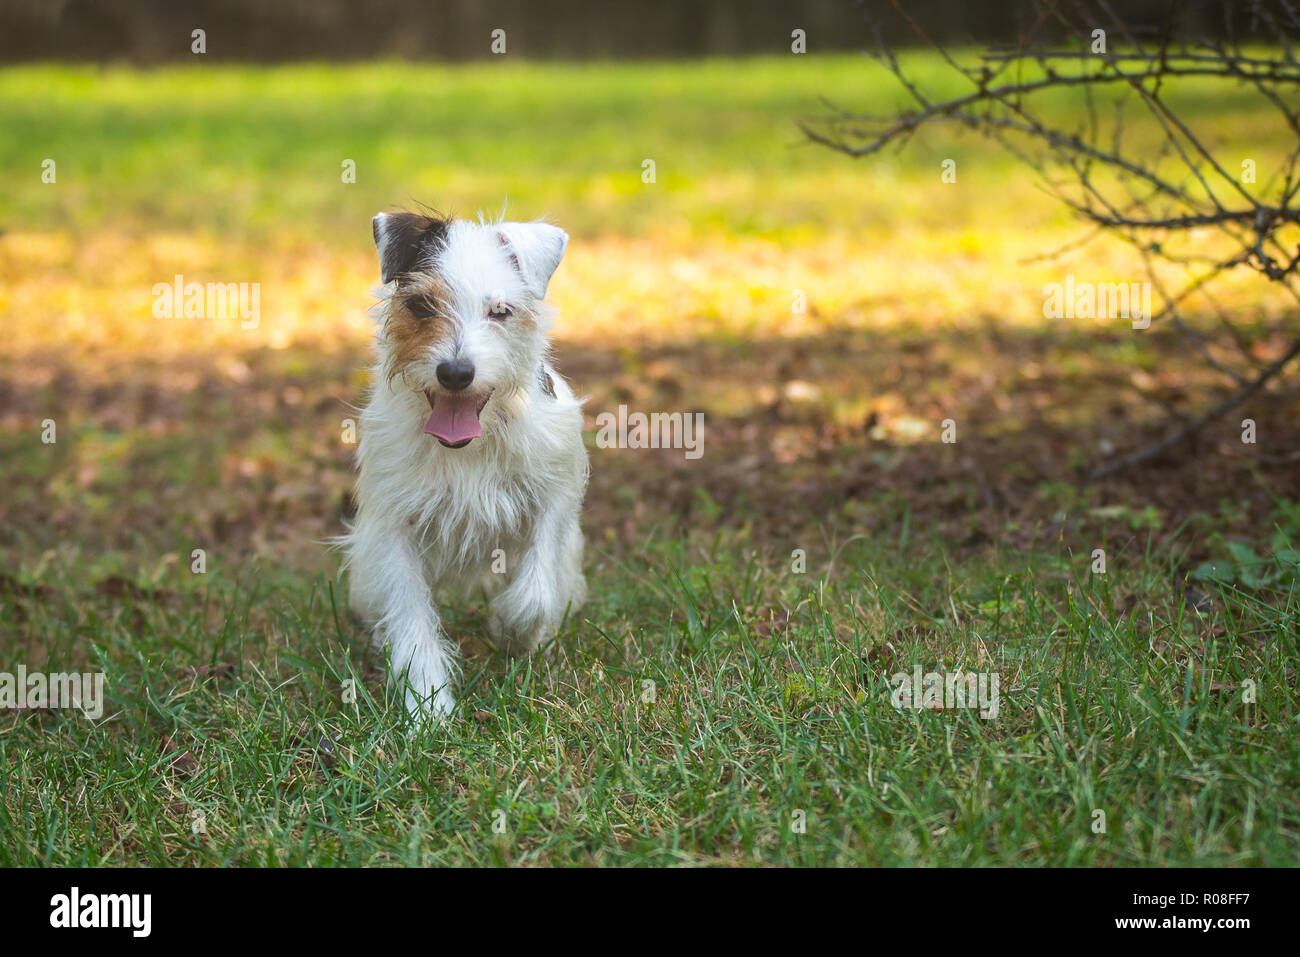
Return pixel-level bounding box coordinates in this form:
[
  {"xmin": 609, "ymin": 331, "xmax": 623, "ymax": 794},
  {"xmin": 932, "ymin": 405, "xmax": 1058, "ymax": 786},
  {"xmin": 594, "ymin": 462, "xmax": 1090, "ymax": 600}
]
[{"xmin": 3, "ymin": 55, "xmax": 1297, "ymax": 362}]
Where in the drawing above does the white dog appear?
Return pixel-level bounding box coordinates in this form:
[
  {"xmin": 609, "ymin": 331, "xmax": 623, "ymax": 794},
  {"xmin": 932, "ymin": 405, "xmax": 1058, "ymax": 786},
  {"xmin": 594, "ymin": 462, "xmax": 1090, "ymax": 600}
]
[{"xmin": 342, "ymin": 209, "xmax": 588, "ymax": 719}]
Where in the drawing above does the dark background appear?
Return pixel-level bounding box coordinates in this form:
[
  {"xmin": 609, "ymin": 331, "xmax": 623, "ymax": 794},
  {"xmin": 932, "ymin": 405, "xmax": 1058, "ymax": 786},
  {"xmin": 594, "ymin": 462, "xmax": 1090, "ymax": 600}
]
[{"xmin": 0, "ymin": 0, "xmax": 1254, "ymax": 63}]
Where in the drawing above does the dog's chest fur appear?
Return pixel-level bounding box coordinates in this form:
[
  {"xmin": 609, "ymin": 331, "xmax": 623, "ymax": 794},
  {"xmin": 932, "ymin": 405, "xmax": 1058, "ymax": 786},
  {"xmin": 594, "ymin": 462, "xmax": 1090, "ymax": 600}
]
[
  {"xmin": 357, "ymin": 387, "xmax": 565, "ymax": 579},
  {"xmin": 412, "ymin": 441, "xmax": 541, "ymax": 565}
]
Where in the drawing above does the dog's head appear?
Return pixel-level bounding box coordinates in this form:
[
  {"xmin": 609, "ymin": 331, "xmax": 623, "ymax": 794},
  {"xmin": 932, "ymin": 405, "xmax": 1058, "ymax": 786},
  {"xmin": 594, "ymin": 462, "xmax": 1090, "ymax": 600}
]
[{"xmin": 371, "ymin": 209, "xmax": 568, "ymax": 448}]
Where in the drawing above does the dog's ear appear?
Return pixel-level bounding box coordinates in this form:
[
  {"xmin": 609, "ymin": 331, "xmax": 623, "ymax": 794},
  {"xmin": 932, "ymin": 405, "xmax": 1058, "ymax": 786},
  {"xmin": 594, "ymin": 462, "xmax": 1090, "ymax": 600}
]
[
  {"xmin": 496, "ymin": 221, "xmax": 569, "ymax": 298},
  {"xmin": 372, "ymin": 211, "xmax": 449, "ymax": 284}
]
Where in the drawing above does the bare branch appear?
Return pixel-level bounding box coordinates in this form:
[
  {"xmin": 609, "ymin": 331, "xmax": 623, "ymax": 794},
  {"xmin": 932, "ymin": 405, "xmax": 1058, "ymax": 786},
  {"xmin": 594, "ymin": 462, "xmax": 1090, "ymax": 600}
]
[{"xmin": 808, "ymin": 0, "xmax": 1300, "ymax": 477}]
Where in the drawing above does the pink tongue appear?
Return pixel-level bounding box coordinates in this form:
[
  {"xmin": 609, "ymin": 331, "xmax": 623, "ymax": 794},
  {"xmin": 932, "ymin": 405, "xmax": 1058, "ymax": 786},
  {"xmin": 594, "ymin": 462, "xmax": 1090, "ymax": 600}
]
[{"xmin": 424, "ymin": 393, "xmax": 483, "ymax": 444}]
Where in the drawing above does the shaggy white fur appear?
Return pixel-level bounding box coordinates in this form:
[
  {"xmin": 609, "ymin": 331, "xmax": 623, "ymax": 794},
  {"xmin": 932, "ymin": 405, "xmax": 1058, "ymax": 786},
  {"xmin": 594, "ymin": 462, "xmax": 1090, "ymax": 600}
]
[{"xmin": 342, "ymin": 211, "xmax": 588, "ymax": 719}]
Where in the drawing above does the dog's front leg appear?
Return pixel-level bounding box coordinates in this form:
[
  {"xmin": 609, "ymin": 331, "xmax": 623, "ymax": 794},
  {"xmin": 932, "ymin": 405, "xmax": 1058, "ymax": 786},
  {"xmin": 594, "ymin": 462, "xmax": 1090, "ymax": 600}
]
[
  {"xmin": 490, "ymin": 498, "xmax": 585, "ymax": 655},
  {"xmin": 347, "ymin": 520, "xmax": 459, "ymax": 719}
]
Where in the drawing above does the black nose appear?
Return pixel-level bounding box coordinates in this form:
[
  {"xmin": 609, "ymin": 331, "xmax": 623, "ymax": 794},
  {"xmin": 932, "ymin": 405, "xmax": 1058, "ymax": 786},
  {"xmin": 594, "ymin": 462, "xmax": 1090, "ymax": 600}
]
[{"xmin": 436, "ymin": 359, "xmax": 475, "ymax": 392}]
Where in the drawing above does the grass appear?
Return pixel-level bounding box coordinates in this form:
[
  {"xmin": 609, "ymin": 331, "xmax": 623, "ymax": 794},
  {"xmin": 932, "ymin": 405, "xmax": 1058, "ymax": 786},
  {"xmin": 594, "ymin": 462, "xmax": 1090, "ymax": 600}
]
[
  {"xmin": 1, "ymin": 54, "xmax": 1298, "ymax": 866},
  {"xmin": 3, "ymin": 528, "xmax": 1297, "ymax": 865}
]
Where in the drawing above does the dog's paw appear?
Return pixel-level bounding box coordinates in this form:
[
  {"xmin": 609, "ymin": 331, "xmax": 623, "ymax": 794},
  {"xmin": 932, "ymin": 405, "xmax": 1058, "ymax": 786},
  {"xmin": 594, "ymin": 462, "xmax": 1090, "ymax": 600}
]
[
  {"xmin": 403, "ymin": 685, "xmax": 457, "ymax": 723},
  {"xmin": 515, "ymin": 621, "xmax": 563, "ymax": 657},
  {"xmin": 533, "ymin": 622, "xmax": 562, "ymax": 654},
  {"xmin": 488, "ymin": 612, "xmax": 543, "ymax": 656}
]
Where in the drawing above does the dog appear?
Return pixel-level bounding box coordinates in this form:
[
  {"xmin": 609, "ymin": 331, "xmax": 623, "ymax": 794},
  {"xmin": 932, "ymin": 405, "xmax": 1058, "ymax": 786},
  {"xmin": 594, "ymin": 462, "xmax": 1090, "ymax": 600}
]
[{"xmin": 342, "ymin": 209, "xmax": 588, "ymax": 719}]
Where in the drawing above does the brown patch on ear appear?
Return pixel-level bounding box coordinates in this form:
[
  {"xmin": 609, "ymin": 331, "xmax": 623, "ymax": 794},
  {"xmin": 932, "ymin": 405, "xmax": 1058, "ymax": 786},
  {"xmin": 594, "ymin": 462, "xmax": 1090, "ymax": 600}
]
[
  {"xmin": 381, "ymin": 276, "xmax": 457, "ymax": 385},
  {"xmin": 375, "ymin": 211, "xmax": 450, "ymax": 283},
  {"xmin": 497, "ymin": 230, "xmax": 521, "ymax": 274}
]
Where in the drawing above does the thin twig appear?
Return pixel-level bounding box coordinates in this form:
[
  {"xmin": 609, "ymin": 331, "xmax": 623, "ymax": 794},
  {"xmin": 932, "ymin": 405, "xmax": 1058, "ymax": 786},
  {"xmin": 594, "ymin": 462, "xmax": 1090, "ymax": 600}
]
[{"xmin": 1089, "ymin": 337, "xmax": 1300, "ymax": 478}]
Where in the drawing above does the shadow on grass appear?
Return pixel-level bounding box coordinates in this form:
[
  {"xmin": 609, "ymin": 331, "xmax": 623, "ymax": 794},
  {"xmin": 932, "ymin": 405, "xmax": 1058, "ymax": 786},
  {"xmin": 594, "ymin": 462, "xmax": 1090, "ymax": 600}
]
[{"xmin": 2, "ymin": 316, "xmax": 1299, "ymax": 576}]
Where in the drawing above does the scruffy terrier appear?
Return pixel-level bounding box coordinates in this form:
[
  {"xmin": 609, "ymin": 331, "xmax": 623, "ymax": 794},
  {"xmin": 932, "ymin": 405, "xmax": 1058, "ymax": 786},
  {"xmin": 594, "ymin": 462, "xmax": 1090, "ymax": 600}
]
[{"xmin": 343, "ymin": 209, "xmax": 588, "ymax": 719}]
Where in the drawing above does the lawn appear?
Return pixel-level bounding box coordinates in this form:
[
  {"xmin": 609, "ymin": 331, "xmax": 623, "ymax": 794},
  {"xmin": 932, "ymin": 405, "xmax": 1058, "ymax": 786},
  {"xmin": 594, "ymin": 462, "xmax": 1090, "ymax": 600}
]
[{"xmin": 0, "ymin": 55, "xmax": 1298, "ymax": 866}]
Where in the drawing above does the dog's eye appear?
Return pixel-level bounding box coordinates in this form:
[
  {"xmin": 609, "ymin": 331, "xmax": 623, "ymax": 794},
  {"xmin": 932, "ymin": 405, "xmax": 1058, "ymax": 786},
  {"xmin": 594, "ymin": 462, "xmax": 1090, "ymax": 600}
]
[
  {"xmin": 488, "ymin": 302, "xmax": 513, "ymax": 321},
  {"xmin": 406, "ymin": 297, "xmax": 439, "ymax": 319}
]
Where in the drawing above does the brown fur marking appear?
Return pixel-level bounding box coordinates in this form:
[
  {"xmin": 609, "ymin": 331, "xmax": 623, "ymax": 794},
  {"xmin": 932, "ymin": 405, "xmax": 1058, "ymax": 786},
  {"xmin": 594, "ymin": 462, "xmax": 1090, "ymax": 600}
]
[
  {"xmin": 497, "ymin": 230, "xmax": 521, "ymax": 273},
  {"xmin": 383, "ymin": 275, "xmax": 458, "ymax": 385},
  {"xmin": 378, "ymin": 211, "xmax": 451, "ymax": 284}
]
